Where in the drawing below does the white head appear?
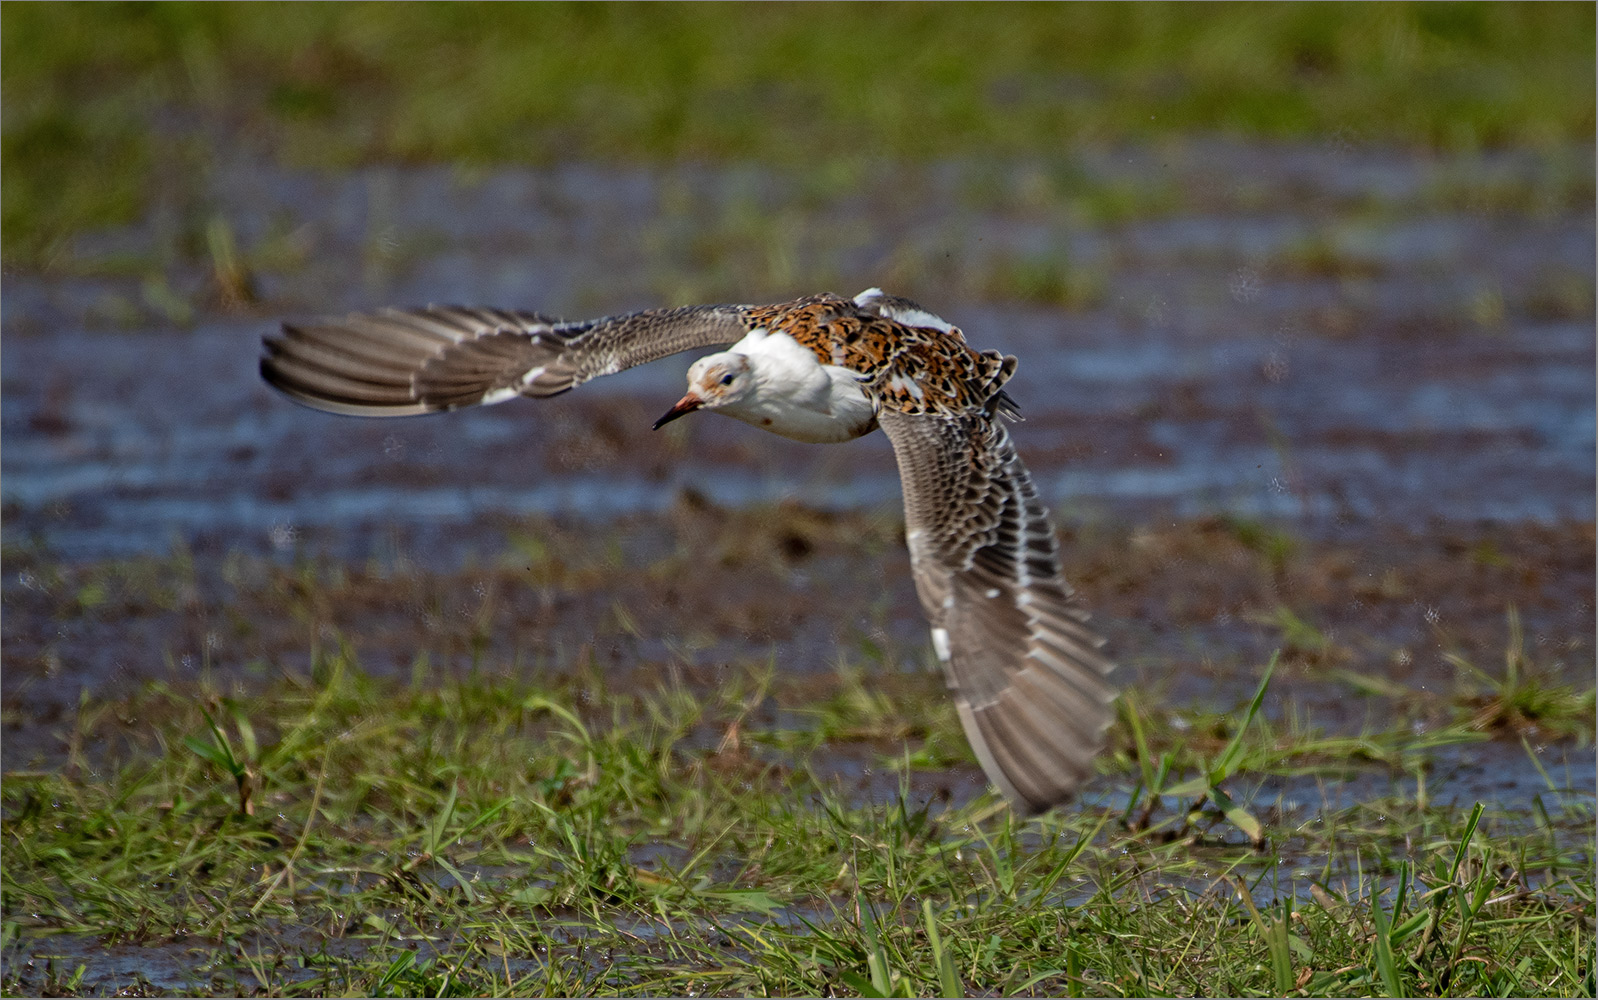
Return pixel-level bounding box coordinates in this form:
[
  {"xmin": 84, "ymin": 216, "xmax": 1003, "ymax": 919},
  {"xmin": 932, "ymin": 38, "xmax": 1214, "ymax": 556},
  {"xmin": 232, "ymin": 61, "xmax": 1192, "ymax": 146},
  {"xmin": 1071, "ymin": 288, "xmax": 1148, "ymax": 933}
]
[{"xmin": 652, "ymin": 351, "xmax": 758, "ymax": 429}]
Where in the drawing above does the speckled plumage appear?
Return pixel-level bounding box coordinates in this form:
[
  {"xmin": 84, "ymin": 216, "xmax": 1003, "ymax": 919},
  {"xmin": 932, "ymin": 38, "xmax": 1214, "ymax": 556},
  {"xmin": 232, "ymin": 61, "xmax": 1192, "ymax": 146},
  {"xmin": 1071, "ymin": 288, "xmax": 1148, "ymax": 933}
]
[
  {"xmin": 745, "ymin": 291, "xmax": 1020, "ymax": 419},
  {"xmin": 261, "ymin": 288, "xmax": 1116, "ymax": 812}
]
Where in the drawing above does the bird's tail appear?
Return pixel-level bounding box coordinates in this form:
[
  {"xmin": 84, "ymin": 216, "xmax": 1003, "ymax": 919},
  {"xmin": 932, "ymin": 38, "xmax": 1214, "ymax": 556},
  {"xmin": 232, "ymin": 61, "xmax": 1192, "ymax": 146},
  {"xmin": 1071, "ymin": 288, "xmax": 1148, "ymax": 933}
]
[{"xmin": 977, "ymin": 351, "xmax": 1022, "ymax": 420}]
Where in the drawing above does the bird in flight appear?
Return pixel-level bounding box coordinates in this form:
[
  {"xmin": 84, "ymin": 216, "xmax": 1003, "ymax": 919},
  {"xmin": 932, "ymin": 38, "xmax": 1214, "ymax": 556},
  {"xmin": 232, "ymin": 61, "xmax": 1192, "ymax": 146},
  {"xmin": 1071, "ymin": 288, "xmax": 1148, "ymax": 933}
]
[{"xmin": 261, "ymin": 287, "xmax": 1116, "ymax": 813}]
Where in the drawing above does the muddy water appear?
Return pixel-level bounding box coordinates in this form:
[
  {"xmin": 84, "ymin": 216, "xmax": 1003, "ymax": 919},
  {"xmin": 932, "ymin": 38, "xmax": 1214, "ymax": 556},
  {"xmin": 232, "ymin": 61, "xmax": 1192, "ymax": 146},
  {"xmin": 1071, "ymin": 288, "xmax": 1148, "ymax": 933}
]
[
  {"xmin": 3, "ymin": 298, "xmax": 1591, "ymax": 564},
  {"xmin": 3, "ymin": 142, "xmax": 1594, "ymax": 796},
  {"xmin": 4, "ymin": 144, "xmax": 1593, "ymax": 563}
]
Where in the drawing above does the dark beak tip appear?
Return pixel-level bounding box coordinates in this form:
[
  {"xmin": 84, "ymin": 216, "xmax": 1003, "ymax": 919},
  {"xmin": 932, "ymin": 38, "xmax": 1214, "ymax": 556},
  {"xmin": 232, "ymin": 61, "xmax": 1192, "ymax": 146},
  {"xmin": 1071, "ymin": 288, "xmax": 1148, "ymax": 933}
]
[{"xmin": 652, "ymin": 396, "xmax": 701, "ymax": 430}]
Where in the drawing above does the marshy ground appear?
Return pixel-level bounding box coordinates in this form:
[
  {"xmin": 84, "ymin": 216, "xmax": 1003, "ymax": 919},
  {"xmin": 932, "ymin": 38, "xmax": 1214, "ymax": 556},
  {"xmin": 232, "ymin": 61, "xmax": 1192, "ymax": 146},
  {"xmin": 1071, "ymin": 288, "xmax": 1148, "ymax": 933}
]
[
  {"xmin": 1, "ymin": 508, "xmax": 1592, "ymax": 995},
  {"xmin": 3, "ymin": 6, "xmax": 1595, "ymax": 996}
]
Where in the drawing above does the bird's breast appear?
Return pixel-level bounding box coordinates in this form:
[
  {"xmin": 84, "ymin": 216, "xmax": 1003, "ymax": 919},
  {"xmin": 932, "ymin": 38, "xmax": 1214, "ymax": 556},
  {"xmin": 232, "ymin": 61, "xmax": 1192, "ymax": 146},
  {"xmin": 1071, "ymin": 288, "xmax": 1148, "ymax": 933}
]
[{"xmin": 723, "ymin": 374, "xmax": 877, "ymax": 444}]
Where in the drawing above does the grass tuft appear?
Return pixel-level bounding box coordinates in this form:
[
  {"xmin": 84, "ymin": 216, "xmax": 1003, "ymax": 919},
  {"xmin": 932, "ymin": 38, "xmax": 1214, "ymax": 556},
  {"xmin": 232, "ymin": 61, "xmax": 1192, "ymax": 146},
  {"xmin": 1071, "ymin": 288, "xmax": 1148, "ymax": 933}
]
[{"xmin": 1446, "ymin": 606, "xmax": 1596, "ymax": 739}]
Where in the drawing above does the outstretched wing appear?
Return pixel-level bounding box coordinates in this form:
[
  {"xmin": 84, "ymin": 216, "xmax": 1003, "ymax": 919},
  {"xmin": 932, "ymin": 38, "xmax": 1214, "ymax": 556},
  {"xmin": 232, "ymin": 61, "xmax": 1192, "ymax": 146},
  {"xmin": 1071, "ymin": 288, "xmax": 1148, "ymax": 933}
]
[
  {"xmin": 261, "ymin": 304, "xmax": 753, "ymax": 416},
  {"xmin": 879, "ymin": 408, "xmax": 1116, "ymax": 813}
]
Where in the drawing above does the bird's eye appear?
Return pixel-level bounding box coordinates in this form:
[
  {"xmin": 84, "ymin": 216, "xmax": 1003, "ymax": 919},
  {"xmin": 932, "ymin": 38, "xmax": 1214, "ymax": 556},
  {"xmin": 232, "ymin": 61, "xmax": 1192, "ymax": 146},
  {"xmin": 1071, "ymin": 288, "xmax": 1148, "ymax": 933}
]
[{"xmin": 720, "ymin": 373, "xmax": 735, "ymax": 386}]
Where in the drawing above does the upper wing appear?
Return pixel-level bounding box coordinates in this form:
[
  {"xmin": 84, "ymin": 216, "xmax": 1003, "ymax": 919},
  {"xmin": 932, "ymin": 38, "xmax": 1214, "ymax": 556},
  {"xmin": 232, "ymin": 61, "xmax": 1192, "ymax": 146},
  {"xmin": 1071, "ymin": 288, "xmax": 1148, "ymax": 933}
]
[
  {"xmin": 879, "ymin": 407, "xmax": 1116, "ymax": 813},
  {"xmin": 851, "ymin": 286, "xmax": 962, "ymax": 336},
  {"xmin": 260, "ymin": 304, "xmax": 753, "ymax": 416}
]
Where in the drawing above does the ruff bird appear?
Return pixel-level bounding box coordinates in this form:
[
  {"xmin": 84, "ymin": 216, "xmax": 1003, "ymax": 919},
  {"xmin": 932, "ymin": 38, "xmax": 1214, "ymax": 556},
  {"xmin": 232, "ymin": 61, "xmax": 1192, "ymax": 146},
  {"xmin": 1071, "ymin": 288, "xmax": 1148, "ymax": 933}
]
[{"xmin": 261, "ymin": 288, "xmax": 1116, "ymax": 812}]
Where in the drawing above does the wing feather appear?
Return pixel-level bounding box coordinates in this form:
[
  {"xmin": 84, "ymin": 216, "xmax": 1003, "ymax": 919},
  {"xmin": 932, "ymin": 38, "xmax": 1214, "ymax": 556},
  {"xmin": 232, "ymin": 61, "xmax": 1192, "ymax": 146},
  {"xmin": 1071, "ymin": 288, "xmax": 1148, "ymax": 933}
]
[
  {"xmin": 261, "ymin": 303, "xmax": 753, "ymax": 416},
  {"xmin": 880, "ymin": 408, "xmax": 1115, "ymax": 814}
]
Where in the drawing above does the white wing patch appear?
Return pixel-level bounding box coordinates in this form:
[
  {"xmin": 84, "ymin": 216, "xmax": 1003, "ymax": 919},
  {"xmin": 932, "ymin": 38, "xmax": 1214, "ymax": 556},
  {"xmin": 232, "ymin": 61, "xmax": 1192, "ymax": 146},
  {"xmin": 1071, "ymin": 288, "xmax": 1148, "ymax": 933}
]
[
  {"xmin": 479, "ymin": 386, "xmax": 523, "ymax": 405},
  {"xmin": 478, "ymin": 363, "xmax": 552, "ymax": 404},
  {"xmin": 887, "ymin": 373, "xmax": 925, "ymax": 401},
  {"xmin": 854, "ymin": 287, "xmax": 957, "ymax": 335}
]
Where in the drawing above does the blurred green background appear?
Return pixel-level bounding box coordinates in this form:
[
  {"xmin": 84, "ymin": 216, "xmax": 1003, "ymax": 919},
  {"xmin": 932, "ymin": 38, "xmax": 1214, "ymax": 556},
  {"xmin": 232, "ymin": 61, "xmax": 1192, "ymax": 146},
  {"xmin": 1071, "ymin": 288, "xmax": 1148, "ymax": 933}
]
[{"xmin": 4, "ymin": 1, "xmax": 1593, "ymax": 267}]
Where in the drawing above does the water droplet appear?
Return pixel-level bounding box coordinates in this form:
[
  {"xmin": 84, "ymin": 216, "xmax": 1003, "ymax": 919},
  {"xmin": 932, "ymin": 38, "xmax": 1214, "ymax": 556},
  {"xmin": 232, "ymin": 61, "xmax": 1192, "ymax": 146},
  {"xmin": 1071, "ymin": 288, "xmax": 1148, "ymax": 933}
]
[{"xmin": 1228, "ymin": 267, "xmax": 1263, "ymax": 303}]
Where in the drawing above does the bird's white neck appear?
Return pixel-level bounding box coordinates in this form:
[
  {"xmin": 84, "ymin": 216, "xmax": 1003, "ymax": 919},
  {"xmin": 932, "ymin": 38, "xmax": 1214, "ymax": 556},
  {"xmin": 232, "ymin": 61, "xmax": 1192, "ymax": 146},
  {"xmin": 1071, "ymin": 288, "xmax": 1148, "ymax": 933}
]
[{"xmin": 717, "ymin": 330, "xmax": 877, "ymax": 443}]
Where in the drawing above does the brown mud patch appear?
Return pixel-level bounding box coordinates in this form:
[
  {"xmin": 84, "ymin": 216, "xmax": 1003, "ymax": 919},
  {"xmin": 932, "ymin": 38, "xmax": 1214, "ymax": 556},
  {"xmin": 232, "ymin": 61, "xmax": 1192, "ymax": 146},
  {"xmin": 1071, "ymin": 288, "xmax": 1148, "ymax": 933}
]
[{"xmin": 5, "ymin": 501, "xmax": 1591, "ymax": 771}]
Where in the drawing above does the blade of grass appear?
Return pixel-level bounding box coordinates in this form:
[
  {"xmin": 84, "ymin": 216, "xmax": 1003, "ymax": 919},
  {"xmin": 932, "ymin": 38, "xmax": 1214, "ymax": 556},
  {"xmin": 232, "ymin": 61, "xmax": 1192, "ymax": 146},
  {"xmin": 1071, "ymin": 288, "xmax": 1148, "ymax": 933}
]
[{"xmin": 922, "ymin": 898, "xmax": 962, "ymax": 998}]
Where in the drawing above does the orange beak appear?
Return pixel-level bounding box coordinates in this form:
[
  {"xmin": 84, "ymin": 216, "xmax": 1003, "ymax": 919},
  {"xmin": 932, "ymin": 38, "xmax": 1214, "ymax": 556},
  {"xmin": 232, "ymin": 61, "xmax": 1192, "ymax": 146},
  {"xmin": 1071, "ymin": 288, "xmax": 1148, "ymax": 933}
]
[{"xmin": 652, "ymin": 393, "xmax": 703, "ymax": 430}]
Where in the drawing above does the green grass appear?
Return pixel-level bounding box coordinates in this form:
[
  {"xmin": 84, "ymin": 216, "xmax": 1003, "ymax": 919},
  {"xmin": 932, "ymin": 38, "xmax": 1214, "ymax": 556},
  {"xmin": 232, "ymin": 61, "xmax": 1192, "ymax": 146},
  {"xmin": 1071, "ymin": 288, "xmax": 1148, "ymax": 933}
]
[
  {"xmin": 1445, "ymin": 606, "xmax": 1598, "ymax": 740},
  {"xmin": 3, "ymin": 643, "xmax": 1592, "ymax": 997},
  {"xmin": 4, "ymin": 2, "xmax": 1594, "ymax": 265}
]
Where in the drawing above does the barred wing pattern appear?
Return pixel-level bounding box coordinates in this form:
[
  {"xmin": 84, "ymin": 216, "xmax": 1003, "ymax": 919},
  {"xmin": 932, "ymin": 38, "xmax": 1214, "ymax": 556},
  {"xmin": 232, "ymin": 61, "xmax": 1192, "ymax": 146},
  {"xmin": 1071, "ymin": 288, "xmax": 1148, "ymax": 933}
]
[
  {"xmin": 879, "ymin": 408, "xmax": 1115, "ymax": 813},
  {"xmin": 261, "ymin": 304, "xmax": 753, "ymax": 416}
]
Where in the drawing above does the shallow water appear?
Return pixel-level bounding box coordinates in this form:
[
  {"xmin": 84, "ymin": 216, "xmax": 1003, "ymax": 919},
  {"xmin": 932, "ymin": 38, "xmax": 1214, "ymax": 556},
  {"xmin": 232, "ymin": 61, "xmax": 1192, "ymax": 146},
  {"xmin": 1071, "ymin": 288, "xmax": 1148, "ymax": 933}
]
[{"xmin": 3, "ymin": 145, "xmax": 1593, "ymax": 565}]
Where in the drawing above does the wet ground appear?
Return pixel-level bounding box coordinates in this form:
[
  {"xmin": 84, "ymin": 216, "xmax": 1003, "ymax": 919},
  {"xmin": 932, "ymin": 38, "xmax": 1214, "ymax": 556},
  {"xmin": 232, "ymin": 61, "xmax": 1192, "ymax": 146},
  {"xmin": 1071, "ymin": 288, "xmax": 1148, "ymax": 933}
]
[
  {"xmin": 4, "ymin": 139, "xmax": 1595, "ymax": 789},
  {"xmin": 1, "ymin": 725, "xmax": 1590, "ymax": 998}
]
